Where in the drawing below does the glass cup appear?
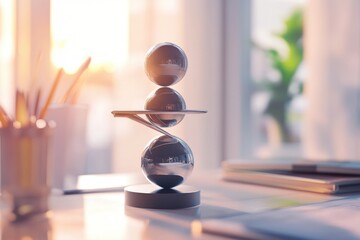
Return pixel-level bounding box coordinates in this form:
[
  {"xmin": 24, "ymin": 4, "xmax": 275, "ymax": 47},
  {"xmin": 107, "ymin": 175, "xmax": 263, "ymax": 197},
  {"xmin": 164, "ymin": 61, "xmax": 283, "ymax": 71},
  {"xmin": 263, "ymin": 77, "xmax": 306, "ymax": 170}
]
[
  {"xmin": 0, "ymin": 119, "xmax": 55, "ymax": 222},
  {"xmin": 46, "ymin": 104, "xmax": 88, "ymax": 189}
]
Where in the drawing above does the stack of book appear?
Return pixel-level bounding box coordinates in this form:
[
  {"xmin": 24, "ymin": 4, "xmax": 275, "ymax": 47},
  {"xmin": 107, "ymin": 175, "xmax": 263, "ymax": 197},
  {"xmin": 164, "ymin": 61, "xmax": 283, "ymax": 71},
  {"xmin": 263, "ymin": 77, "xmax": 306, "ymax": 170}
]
[{"xmin": 221, "ymin": 159, "xmax": 360, "ymax": 194}]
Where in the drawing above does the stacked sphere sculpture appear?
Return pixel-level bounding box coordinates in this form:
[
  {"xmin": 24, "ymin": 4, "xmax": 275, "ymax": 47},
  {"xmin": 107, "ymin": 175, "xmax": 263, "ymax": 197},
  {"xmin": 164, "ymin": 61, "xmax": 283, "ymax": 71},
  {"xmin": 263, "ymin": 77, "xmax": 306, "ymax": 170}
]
[
  {"xmin": 142, "ymin": 42, "xmax": 193, "ymax": 189},
  {"xmin": 112, "ymin": 42, "xmax": 206, "ymax": 209}
]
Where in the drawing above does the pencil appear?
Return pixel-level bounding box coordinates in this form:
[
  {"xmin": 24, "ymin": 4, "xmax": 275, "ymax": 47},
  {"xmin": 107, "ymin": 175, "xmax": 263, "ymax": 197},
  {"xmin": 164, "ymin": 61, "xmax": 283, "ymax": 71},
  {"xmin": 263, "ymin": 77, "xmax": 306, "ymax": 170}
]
[
  {"xmin": 15, "ymin": 90, "xmax": 30, "ymax": 125},
  {"xmin": 33, "ymin": 87, "xmax": 42, "ymax": 116},
  {"xmin": 59, "ymin": 57, "xmax": 91, "ymax": 104},
  {"xmin": 39, "ymin": 68, "xmax": 64, "ymax": 119},
  {"xmin": 0, "ymin": 105, "xmax": 10, "ymax": 127}
]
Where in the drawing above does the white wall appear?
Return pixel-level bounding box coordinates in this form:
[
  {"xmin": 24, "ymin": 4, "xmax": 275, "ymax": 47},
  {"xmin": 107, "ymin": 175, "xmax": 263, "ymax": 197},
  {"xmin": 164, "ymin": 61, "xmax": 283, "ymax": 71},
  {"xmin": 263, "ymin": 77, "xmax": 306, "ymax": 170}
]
[
  {"xmin": 304, "ymin": 0, "xmax": 360, "ymax": 160},
  {"xmin": 182, "ymin": 0, "xmax": 252, "ymax": 170}
]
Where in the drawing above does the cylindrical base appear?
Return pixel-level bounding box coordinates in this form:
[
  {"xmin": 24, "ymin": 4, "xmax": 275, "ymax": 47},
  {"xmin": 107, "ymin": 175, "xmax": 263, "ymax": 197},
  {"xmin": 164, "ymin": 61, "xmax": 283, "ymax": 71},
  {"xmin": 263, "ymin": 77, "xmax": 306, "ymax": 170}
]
[{"xmin": 125, "ymin": 184, "xmax": 200, "ymax": 209}]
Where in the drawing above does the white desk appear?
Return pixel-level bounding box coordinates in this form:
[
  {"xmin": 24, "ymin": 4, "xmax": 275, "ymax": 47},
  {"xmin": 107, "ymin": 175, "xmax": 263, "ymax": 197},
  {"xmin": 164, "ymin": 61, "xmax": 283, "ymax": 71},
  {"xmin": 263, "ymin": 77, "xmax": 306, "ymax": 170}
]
[{"xmin": 0, "ymin": 170, "xmax": 349, "ymax": 240}]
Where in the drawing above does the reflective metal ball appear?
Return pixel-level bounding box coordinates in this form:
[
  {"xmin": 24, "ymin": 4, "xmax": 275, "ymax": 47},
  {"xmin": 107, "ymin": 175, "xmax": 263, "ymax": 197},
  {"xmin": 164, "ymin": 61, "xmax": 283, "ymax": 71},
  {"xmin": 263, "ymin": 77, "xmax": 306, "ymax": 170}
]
[
  {"xmin": 141, "ymin": 135, "xmax": 194, "ymax": 189},
  {"xmin": 145, "ymin": 87, "xmax": 186, "ymax": 127},
  {"xmin": 145, "ymin": 42, "xmax": 188, "ymax": 86}
]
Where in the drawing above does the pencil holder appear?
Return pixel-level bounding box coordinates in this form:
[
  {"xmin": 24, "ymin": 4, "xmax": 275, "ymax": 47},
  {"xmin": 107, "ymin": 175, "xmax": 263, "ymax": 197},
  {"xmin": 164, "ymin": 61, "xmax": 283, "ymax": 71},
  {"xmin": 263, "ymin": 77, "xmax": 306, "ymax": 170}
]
[
  {"xmin": 46, "ymin": 104, "xmax": 88, "ymax": 189},
  {"xmin": 0, "ymin": 120, "xmax": 55, "ymax": 221}
]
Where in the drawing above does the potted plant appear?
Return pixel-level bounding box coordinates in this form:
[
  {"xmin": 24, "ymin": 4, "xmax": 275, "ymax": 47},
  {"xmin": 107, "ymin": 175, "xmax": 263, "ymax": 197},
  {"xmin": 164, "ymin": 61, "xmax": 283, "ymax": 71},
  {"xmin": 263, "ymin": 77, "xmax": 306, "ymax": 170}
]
[{"xmin": 259, "ymin": 8, "xmax": 304, "ymax": 143}]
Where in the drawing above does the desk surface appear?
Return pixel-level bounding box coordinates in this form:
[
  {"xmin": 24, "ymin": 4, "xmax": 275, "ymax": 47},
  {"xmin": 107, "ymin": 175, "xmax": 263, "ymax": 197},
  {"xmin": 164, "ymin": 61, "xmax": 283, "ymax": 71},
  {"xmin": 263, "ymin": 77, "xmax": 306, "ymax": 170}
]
[{"xmin": 0, "ymin": 170, "xmax": 349, "ymax": 240}]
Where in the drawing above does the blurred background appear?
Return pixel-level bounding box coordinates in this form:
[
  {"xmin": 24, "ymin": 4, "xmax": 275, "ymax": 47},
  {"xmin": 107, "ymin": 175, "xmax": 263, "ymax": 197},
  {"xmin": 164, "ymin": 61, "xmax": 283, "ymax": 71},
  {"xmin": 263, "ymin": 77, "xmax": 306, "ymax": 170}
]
[{"xmin": 0, "ymin": 0, "xmax": 359, "ymax": 174}]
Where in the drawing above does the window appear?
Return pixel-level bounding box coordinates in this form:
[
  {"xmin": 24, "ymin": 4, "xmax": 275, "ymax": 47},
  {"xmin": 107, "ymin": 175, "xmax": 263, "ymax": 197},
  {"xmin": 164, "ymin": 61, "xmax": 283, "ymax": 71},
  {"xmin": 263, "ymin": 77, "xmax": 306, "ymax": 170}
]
[
  {"xmin": 51, "ymin": 0, "xmax": 129, "ymax": 74},
  {"xmin": 0, "ymin": 0, "xmax": 15, "ymax": 112},
  {"xmin": 251, "ymin": 0, "xmax": 307, "ymax": 159}
]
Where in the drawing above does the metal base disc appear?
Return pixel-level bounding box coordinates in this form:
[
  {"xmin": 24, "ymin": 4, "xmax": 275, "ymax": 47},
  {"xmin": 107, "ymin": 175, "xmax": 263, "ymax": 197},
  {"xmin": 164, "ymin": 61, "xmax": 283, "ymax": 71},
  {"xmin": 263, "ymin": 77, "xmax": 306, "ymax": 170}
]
[{"xmin": 125, "ymin": 184, "xmax": 200, "ymax": 209}]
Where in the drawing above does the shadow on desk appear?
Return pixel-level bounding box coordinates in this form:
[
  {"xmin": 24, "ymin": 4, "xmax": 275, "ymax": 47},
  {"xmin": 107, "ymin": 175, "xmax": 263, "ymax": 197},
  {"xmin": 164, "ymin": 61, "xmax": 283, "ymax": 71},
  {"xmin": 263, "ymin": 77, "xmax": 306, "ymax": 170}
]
[{"xmin": 125, "ymin": 203, "xmax": 245, "ymax": 240}]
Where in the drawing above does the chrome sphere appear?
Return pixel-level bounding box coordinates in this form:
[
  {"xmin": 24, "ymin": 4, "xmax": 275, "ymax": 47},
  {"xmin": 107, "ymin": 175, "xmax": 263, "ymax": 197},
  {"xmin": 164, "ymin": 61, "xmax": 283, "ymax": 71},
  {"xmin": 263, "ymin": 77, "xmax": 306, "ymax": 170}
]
[
  {"xmin": 141, "ymin": 135, "xmax": 194, "ymax": 189},
  {"xmin": 145, "ymin": 42, "xmax": 188, "ymax": 86},
  {"xmin": 145, "ymin": 87, "xmax": 186, "ymax": 127}
]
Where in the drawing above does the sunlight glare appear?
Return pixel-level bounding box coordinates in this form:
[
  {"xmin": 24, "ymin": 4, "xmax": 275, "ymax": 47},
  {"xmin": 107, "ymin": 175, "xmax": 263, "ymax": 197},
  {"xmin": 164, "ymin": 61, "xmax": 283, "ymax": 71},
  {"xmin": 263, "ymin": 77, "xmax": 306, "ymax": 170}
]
[
  {"xmin": 51, "ymin": 0, "xmax": 129, "ymax": 74},
  {"xmin": 0, "ymin": 0, "xmax": 15, "ymax": 112}
]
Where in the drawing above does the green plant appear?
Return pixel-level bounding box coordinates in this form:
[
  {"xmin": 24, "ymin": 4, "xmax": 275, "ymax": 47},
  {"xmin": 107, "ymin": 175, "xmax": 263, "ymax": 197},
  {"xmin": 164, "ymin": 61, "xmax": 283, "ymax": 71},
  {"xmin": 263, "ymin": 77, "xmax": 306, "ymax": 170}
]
[{"xmin": 261, "ymin": 8, "xmax": 304, "ymax": 142}]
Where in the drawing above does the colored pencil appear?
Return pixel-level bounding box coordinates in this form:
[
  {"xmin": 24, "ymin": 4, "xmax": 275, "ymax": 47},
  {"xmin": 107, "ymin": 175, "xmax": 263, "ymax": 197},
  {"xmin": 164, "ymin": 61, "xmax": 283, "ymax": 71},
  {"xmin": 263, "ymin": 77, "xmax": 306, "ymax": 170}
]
[
  {"xmin": 59, "ymin": 57, "xmax": 91, "ymax": 104},
  {"xmin": 39, "ymin": 68, "xmax": 64, "ymax": 119},
  {"xmin": 15, "ymin": 90, "xmax": 30, "ymax": 125},
  {"xmin": 33, "ymin": 87, "xmax": 42, "ymax": 116},
  {"xmin": 0, "ymin": 105, "xmax": 10, "ymax": 127}
]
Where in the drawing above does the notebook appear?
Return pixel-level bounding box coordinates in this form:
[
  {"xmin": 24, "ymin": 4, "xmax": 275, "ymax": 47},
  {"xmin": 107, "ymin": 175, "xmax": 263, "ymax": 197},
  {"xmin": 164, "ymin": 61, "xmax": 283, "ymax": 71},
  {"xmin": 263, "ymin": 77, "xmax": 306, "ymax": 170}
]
[
  {"xmin": 223, "ymin": 159, "xmax": 360, "ymax": 175},
  {"xmin": 222, "ymin": 159, "xmax": 360, "ymax": 194},
  {"xmin": 222, "ymin": 169, "xmax": 360, "ymax": 194},
  {"xmin": 201, "ymin": 197, "xmax": 360, "ymax": 240}
]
